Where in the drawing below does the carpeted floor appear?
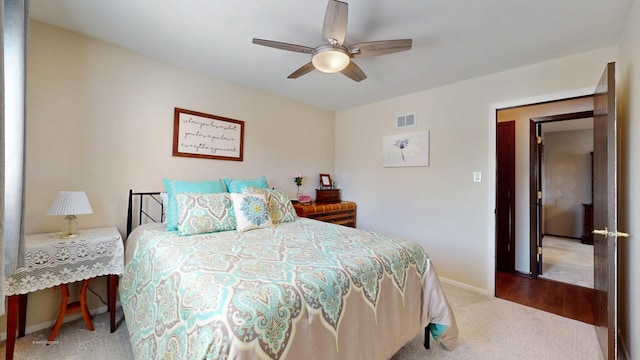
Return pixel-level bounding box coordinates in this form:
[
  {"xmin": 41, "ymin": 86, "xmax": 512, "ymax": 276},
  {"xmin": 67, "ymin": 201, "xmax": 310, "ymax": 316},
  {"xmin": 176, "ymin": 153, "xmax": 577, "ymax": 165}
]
[
  {"xmin": 539, "ymin": 236, "xmax": 593, "ymax": 288},
  {"xmin": 0, "ymin": 281, "xmax": 602, "ymax": 359}
]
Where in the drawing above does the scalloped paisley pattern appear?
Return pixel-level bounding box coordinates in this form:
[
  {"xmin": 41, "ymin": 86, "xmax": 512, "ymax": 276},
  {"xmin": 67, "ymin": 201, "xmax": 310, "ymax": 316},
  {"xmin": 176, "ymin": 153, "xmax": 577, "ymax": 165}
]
[{"xmin": 120, "ymin": 218, "xmax": 429, "ymax": 359}]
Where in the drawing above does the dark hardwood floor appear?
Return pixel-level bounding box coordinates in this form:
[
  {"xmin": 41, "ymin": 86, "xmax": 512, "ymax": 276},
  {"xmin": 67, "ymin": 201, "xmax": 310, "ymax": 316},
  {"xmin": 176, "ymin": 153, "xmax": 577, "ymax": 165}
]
[{"xmin": 495, "ymin": 270, "xmax": 596, "ymax": 325}]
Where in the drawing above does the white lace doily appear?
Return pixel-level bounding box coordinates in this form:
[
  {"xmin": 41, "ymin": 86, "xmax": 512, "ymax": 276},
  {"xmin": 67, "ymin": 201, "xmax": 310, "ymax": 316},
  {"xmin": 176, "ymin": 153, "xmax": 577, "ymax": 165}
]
[{"xmin": 4, "ymin": 227, "xmax": 124, "ymax": 296}]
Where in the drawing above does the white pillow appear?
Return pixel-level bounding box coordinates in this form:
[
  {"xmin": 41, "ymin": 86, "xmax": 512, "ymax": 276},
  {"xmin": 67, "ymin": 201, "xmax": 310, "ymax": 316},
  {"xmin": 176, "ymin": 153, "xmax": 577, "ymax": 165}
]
[{"xmin": 230, "ymin": 193, "xmax": 273, "ymax": 232}]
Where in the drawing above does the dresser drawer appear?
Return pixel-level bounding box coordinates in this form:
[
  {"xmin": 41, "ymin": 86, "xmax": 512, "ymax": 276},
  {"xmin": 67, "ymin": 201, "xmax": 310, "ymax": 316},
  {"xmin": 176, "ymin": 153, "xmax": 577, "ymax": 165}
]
[{"xmin": 293, "ymin": 201, "xmax": 357, "ymax": 228}]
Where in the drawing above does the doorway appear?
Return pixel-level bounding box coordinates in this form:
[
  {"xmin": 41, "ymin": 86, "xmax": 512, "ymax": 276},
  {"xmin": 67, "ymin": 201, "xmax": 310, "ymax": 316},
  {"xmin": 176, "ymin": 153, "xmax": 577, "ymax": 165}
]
[
  {"xmin": 495, "ymin": 96, "xmax": 594, "ymax": 277},
  {"xmin": 495, "ymin": 101, "xmax": 598, "ymax": 324},
  {"xmin": 531, "ymin": 113, "xmax": 595, "ymax": 289},
  {"xmin": 492, "ymin": 62, "xmax": 620, "ymax": 359}
]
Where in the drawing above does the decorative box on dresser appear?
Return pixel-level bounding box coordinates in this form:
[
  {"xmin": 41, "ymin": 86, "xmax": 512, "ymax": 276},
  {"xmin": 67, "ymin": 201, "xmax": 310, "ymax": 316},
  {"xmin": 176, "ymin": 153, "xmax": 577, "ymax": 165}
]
[{"xmin": 293, "ymin": 201, "xmax": 357, "ymax": 228}]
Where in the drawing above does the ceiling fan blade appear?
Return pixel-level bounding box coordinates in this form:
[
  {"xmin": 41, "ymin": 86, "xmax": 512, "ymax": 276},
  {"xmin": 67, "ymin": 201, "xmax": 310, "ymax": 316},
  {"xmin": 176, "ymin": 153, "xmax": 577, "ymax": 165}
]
[
  {"xmin": 288, "ymin": 62, "xmax": 316, "ymax": 79},
  {"xmin": 341, "ymin": 61, "xmax": 367, "ymax": 82},
  {"xmin": 252, "ymin": 38, "xmax": 314, "ymax": 54},
  {"xmin": 350, "ymin": 39, "xmax": 413, "ymax": 57},
  {"xmin": 322, "ymin": 0, "xmax": 348, "ymax": 45}
]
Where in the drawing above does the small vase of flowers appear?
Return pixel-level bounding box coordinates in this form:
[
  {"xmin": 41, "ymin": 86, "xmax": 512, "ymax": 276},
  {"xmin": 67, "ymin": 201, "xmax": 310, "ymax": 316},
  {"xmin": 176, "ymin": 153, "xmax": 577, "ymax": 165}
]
[{"xmin": 294, "ymin": 175, "xmax": 303, "ymax": 199}]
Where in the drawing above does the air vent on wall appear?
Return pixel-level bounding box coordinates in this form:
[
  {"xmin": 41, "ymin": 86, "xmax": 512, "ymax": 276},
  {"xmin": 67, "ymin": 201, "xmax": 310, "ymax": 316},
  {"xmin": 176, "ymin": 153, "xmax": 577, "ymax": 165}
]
[{"xmin": 396, "ymin": 113, "xmax": 416, "ymax": 128}]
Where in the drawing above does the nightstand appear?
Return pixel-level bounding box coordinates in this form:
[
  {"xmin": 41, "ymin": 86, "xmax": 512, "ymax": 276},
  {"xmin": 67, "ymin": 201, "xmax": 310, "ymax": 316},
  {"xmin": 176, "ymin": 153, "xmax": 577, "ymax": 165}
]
[
  {"xmin": 4, "ymin": 227, "xmax": 124, "ymax": 360},
  {"xmin": 293, "ymin": 201, "xmax": 357, "ymax": 227}
]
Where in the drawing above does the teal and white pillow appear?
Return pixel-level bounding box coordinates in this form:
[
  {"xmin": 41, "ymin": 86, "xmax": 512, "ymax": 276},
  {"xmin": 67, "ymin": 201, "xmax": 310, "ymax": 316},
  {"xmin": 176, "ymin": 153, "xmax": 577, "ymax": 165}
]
[
  {"xmin": 224, "ymin": 176, "xmax": 270, "ymax": 193},
  {"xmin": 175, "ymin": 193, "xmax": 236, "ymax": 236},
  {"xmin": 230, "ymin": 193, "xmax": 273, "ymax": 232},
  {"xmin": 162, "ymin": 178, "xmax": 228, "ymax": 231},
  {"xmin": 242, "ymin": 187, "xmax": 297, "ymax": 224}
]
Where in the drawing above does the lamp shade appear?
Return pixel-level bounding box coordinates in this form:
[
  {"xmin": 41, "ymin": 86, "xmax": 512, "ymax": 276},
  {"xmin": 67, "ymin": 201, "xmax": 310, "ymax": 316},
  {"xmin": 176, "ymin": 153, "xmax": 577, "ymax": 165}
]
[
  {"xmin": 47, "ymin": 191, "xmax": 93, "ymax": 216},
  {"xmin": 312, "ymin": 46, "xmax": 350, "ymax": 73}
]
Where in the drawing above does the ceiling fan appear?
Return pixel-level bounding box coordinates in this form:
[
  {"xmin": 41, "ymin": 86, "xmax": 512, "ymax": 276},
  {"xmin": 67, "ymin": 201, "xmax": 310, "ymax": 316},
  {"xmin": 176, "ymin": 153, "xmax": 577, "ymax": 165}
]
[{"xmin": 252, "ymin": 0, "xmax": 412, "ymax": 82}]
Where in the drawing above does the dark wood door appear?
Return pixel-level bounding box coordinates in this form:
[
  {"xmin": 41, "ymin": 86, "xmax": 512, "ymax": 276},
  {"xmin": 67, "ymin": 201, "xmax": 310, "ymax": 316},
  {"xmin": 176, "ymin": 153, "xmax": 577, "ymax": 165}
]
[
  {"xmin": 496, "ymin": 121, "xmax": 515, "ymax": 272},
  {"xmin": 593, "ymin": 62, "xmax": 624, "ymax": 359}
]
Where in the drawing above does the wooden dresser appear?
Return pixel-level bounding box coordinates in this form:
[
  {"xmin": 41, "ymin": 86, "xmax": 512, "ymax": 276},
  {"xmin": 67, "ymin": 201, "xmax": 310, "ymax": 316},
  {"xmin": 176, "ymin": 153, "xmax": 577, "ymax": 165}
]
[{"xmin": 293, "ymin": 201, "xmax": 357, "ymax": 228}]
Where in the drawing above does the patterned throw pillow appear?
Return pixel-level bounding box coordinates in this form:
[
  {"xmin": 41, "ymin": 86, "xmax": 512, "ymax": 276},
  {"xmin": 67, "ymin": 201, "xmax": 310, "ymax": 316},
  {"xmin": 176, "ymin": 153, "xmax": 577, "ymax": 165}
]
[
  {"xmin": 242, "ymin": 187, "xmax": 297, "ymax": 224},
  {"xmin": 163, "ymin": 178, "xmax": 228, "ymax": 231},
  {"xmin": 175, "ymin": 193, "xmax": 236, "ymax": 236},
  {"xmin": 230, "ymin": 193, "xmax": 273, "ymax": 232}
]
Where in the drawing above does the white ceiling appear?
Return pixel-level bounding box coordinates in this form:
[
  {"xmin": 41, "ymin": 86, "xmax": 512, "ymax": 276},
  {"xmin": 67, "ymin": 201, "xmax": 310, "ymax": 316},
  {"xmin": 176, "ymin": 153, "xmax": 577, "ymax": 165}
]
[{"xmin": 29, "ymin": 0, "xmax": 633, "ymax": 111}]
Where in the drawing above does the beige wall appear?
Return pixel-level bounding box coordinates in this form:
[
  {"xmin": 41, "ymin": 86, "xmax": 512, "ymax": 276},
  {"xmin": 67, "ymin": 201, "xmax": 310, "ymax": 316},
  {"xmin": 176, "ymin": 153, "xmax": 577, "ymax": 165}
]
[
  {"xmin": 335, "ymin": 47, "xmax": 617, "ymax": 291},
  {"xmin": 616, "ymin": 0, "xmax": 640, "ymax": 356},
  {"xmin": 542, "ymin": 128, "xmax": 593, "ymax": 239},
  {"xmin": 497, "ymin": 98, "xmax": 593, "ymax": 272},
  {"xmin": 335, "ymin": 7, "xmax": 640, "ymax": 351},
  {"xmin": 11, "ymin": 5, "xmax": 640, "ymax": 354},
  {"xmin": 2, "ymin": 21, "xmax": 334, "ymax": 335}
]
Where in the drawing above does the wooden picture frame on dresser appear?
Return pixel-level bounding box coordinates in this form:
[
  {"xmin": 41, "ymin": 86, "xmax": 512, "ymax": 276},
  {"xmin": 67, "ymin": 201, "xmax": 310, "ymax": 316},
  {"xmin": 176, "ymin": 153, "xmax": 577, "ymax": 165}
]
[{"xmin": 319, "ymin": 173, "xmax": 332, "ymax": 187}]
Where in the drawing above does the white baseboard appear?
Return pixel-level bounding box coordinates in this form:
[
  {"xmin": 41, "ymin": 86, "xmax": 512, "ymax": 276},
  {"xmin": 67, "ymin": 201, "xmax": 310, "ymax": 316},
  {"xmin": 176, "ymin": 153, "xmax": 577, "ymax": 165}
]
[
  {"xmin": 439, "ymin": 276, "xmax": 489, "ymax": 295},
  {"xmin": 0, "ymin": 301, "xmax": 121, "ymax": 341}
]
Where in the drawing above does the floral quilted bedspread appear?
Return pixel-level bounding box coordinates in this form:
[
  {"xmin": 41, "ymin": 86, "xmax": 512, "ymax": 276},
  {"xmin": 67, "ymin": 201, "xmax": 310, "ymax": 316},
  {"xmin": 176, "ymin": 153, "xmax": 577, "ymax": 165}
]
[{"xmin": 120, "ymin": 218, "xmax": 456, "ymax": 359}]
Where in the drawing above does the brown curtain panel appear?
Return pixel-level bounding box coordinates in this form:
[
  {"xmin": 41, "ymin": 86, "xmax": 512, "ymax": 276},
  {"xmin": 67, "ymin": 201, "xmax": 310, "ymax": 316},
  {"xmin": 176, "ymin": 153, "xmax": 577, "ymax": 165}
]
[{"xmin": 1, "ymin": 0, "xmax": 29, "ymax": 316}]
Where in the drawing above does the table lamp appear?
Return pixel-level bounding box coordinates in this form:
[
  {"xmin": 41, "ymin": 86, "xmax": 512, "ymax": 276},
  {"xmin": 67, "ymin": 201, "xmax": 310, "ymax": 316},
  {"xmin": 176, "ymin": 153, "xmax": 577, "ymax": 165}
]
[{"xmin": 47, "ymin": 191, "xmax": 93, "ymax": 238}]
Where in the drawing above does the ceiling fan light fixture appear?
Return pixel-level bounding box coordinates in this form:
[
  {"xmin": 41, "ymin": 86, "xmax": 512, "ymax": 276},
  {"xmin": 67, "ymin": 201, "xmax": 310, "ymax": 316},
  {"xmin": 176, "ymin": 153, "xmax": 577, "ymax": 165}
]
[
  {"xmin": 312, "ymin": 46, "xmax": 350, "ymax": 73},
  {"xmin": 252, "ymin": 0, "xmax": 412, "ymax": 81}
]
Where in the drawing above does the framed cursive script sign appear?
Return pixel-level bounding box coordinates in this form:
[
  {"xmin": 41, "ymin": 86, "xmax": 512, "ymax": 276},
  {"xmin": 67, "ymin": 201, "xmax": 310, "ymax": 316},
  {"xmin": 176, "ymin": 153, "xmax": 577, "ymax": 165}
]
[{"xmin": 173, "ymin": 107, "xmax": 244, "ymax": 161}]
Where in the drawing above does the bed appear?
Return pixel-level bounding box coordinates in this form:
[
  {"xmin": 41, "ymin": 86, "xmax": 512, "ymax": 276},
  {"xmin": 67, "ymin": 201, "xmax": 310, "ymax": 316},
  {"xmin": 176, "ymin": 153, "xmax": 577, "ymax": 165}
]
[{"xmin": 120, "ymin": 188, "xmax": 458, "ymax": 359}]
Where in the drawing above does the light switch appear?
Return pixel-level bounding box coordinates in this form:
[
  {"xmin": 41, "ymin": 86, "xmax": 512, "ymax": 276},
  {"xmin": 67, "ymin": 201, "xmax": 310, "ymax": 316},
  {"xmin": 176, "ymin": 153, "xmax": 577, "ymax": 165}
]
[{"xmin": 473, "ymin": 171, "xmax": 482, "ymax": 183}]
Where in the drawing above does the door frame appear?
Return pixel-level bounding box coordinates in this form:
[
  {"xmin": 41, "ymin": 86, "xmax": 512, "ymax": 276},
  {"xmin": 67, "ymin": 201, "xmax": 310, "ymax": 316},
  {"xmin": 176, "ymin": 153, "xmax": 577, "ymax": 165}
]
[
  {"xmin": 487, "ymin": 87, "xmax": 594, "ymax": 295},
  {"xmin": 528, "ymin": 110, "xmax": 594, "ymax": 278}
]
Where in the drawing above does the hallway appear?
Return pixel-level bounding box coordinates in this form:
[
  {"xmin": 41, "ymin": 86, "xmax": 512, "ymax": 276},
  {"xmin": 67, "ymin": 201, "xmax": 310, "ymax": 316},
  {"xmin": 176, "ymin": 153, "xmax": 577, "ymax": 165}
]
[{"xmin": 495, "ymin": 271, "xmax": 595, "ymax": 325}]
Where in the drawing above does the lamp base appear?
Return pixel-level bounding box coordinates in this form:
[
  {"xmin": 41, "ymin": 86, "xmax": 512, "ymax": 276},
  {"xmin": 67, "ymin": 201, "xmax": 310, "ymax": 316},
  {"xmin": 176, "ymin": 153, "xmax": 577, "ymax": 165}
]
[
  {"xmin": 60, "ymin": 215, "xmax": 79, "ymax": 239},
  {"xmin": 60, "ymin": 233, "xmax": 79, "ymax": 239}
]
